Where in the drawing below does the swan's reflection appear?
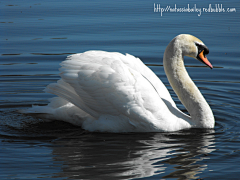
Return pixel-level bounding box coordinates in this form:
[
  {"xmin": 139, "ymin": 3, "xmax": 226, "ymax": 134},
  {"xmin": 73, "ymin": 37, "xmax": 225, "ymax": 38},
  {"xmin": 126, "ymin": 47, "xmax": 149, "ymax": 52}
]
[{"xmin": 51, "ymin": 129, "xmax": 215, "ymax": 179}]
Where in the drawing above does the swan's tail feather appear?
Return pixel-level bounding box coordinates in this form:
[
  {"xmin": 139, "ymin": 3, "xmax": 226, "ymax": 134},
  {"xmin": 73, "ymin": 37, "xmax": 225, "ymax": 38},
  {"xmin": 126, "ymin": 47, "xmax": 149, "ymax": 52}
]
[
  {"xmin": 21, "ymin": 97, "xmax": 94, "ymax": 126},
  {"xmin": 44, "ymin": 80, "xmax": 99, "ymax": 119},
  {"xmin": 21, "ymin": 78, "xmax": 99, "ymax": 126},
  {"xmin": 21, "ymin": 97, "xmax": 68, "ymax": 115}
]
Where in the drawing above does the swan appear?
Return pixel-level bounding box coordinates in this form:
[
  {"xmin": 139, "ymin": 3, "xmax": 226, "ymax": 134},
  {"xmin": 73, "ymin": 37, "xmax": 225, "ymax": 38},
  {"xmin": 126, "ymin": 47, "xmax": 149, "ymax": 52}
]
[{"xmin": 24, "ymin": 34, "xmax": 215, "ymax": 132}]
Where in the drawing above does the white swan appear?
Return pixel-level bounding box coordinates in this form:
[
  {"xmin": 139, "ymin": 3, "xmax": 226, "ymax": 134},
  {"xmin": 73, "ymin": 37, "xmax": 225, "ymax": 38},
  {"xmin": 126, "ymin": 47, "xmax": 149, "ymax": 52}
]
[{"xmin": 25, "ymin": 34, "xmax": 214, "ymax": 132}]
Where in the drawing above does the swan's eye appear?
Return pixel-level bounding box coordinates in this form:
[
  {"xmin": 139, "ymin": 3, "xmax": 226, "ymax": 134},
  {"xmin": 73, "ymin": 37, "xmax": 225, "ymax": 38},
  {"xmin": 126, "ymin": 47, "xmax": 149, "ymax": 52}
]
[{"xmin": 195, "ymin": 43, "xmax": 209, "ymax": 57}]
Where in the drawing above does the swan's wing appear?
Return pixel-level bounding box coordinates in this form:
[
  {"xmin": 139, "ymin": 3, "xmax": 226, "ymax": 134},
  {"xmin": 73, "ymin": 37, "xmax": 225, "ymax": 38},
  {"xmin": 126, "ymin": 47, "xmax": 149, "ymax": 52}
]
[
  {"xmin": 45, "ymin": 51, "xmax": 177, "ymax": 130},
  {"xmin": 65, "ymin": 50, "xmax": 176, "ymax": 107},
  {"xmin": 119, "ymin": 53, "xmax": 177, "ymax": 107}
]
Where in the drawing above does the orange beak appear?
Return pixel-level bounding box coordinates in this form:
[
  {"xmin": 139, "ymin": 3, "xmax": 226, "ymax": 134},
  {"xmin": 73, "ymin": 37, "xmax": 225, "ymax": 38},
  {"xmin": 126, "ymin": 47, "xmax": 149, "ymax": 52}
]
[{"xmin": 198, "ymin": 50, "xmax": 213, "ymax": 69}]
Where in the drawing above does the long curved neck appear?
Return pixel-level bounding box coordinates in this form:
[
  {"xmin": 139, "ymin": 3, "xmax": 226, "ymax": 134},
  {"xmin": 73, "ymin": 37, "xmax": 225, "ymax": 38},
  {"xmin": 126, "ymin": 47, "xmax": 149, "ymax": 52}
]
[{"xmin": 163, "ymin": 39, "xmax": 214, "ymax": 128}]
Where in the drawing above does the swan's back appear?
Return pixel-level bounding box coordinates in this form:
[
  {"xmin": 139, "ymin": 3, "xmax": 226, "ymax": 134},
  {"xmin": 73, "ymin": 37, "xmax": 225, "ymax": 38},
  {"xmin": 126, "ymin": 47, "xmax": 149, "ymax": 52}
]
[{"xmin": 62, "ymin": 51, "xmax": 175, "ymax": 105}]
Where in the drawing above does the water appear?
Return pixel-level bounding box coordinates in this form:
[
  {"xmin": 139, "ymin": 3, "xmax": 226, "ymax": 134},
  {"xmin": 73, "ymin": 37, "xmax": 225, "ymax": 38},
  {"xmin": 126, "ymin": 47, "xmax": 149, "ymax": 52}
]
[{"xmin": 0, "ymin": 0, "xmax": 239, "ymax": 179}]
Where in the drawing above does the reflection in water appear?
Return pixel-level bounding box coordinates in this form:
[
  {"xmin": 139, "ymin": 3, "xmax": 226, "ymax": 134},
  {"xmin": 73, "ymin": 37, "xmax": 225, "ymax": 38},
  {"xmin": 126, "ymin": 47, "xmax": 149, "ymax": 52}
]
[{"xmin": 50, "ymin": 130, "xmax": 215, "ymax": 179}]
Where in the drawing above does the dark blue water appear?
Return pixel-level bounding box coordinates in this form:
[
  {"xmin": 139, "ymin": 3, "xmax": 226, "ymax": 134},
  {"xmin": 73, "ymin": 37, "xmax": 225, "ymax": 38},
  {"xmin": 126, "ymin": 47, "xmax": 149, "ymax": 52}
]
[{"xmin": 1, "ymin": 0, "xmax": 239, "ymax": 179}]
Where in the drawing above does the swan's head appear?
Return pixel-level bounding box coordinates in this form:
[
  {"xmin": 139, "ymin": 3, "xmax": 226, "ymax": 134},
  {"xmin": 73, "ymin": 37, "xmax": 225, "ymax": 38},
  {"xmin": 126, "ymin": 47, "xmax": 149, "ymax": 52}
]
[{"xmin": 175, "ymin": 34, "xmax": 213, "ymax": 69}]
